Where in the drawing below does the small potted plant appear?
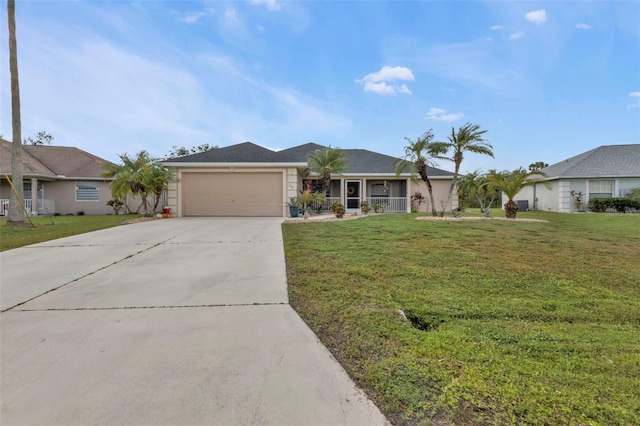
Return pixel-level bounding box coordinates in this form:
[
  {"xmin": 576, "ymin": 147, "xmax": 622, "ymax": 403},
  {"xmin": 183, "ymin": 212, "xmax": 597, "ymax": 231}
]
[
  {"xmin": 299, "ymin": 180, "xmax": 325, "ymax": 219},
  {"xmin": 288, "ymin": 197, "xmax": 301, "ymax": 218}
]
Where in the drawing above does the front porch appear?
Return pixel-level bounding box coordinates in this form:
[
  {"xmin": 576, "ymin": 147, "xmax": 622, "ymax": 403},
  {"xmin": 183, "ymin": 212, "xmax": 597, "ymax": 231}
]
[
  {"xmin": 309, "ymin": 196, "xmax": 408, "ymax": 213},
  {"xmin": 1, "ymin": 199, "xmax": 56, "ymax": 216},
  {"xmin": 307, "ymin": 178, "xmax": 410, "ymax": 214}
]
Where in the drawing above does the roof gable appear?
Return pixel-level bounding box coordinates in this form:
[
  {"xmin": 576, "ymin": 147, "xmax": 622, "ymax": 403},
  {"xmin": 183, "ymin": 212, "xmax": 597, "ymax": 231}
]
[
  {"xmin": 167, "ymin": 142, "xmax": 290, "ymax": 163},
  {"xmin": 23, "ymin": 145, "xmax": 110, "ymax": 178},
  {"xmin": 542, "ymin": 144, "xmax": 640, "ymax": 178},
  {"xmin": 276, "ymin": 142, "xmax": 327, "ymax": 161},
  {"xmin": 1, "ymin": 139, "xmax": 110, "ymax": 179},
  {"xmin": 1, "ymin": 139, "xmax": 56, "ymax": 178}
]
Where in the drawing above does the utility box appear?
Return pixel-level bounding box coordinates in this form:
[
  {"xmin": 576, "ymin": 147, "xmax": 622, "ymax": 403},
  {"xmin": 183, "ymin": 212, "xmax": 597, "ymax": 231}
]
[{"xmin": 516, "ymin": 200, "xmax": 529, "ymax": 211}]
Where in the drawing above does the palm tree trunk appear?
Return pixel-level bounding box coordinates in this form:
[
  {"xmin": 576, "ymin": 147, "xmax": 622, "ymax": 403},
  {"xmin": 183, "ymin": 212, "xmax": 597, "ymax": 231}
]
[
  {"xmin": 153, "ymin": 188, "xmax": 162, "ymax": 211},
  {"xmin": 417, "ymin": 160, "xmax": 438, "ymax": 216},
  {"xmin": 140, "ymin": 193, "xmax": 150, "ymax": 215},
  {"xmin": 7, "ymin": 0, "xmax": 24, "ymax": 223},
  {"xmin": 424, "ymin": 178, "xmax": 438, "ymax": 216},
  {"xmin": 504, "ymin": 199, "xmax": 518, "ymax": 219},
  {"xmin": 440, "ymin": 162, "xmax": 461, "ymax": 217}
]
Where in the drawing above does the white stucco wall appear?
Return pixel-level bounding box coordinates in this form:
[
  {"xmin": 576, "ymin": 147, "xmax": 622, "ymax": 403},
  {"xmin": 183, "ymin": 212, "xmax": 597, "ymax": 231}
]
[{"xmin": 511, "ymin": 177, "xmax": 640, "ymax": 213}]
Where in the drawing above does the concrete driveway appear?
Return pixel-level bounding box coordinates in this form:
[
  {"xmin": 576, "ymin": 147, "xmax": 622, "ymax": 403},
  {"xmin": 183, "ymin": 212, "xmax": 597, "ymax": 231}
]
[{"xmin": 1, "ymin": 218, "xmax": 388, "ymax": 425}]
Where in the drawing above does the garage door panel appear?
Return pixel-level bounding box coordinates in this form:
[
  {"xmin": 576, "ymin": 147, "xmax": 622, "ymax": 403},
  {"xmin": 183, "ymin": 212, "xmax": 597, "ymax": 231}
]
[{"xmin": 183, "ymin": 172, "xmax": 283, "ymax": 217}]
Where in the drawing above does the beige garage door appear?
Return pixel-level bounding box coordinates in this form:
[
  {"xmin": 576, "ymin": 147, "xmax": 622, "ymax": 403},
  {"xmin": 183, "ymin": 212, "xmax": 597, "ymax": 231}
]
[{"xmin": 182, "ymin": 172, "xmax": 283, "ymax": 217}]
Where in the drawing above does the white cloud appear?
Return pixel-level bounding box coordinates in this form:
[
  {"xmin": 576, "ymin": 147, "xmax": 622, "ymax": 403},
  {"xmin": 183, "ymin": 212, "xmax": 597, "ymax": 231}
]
[
  {"xmin": 425, "ymin": 107, "xmax": 464, "ymax": 122},
  {"xmin": 355, "ymin": 66, "xmax": 415, "ymax": 96},
  {"xmin": 224, "ymin": 7, "xmax": 241, "ymax": 26},
  {"xmin": 490, "ymin": 25, "xmax": 504, "ymax": 31},
  {"xmin": 509, "ymin": 31, "xmax": 524, "ymax": 40},
  {"xmin": 179, "ymin": 12, "xmax": 206, "ymax": 24},
  {"xmin": 575, "ymin": 23, "xmax": 592, "ymax": 30},
  {"xmin": 629, "ymin": 92, "xmax": 640, "ymax": 109},
  {"xmin": 629, "ymin": 92, "xmax": 640, "ymax": 97},
  {"xmin": 249, "ymin": 0, "xmax": 282, "ymax": 11},
  {"xmin": 525, "ymin": 9, "xmax": 547, "ymax": 24}
]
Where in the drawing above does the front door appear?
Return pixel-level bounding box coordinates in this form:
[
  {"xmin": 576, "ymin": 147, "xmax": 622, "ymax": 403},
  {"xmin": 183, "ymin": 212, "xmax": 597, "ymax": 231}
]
[{"xmin": 346, "ymin": 180, "xmax": 361, "ymax": 210}]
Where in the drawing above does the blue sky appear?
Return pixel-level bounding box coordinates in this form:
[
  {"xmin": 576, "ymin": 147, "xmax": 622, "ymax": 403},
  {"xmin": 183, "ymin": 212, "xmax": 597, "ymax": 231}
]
[{"xmin": 1, "ymin": 1, "xmax": 639, "ymax": 173}]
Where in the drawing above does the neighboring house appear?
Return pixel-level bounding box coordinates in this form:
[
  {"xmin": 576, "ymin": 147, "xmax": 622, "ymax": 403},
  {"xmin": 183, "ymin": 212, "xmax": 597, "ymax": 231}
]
[
  {"xmin": 0, "ymin": 138, "xmax": 114, "ymax": 216},
  {"xmin": 162, "ymin": 141, "xmax": 456, "ymax": 217},
  {"xmin": 512, "ymin": 144, "xmax": 640, "ymax": 213}
]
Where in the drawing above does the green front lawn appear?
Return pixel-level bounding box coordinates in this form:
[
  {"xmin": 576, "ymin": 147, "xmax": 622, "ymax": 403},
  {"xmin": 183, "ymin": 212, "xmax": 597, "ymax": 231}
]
[
  {"xmin": 0, "ymin": 214, "xmax": 138, "ymax": 251},
  {"xmin": 283, "ymin": 212, "xmax": 640, "ymax": 425}
]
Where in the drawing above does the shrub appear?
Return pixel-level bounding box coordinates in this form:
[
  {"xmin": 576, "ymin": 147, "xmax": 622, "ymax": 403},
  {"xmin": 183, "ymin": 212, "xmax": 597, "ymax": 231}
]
[
  {"xmin": 359, "ymin": 200, "xmax": 371, "ymax": 214},
  {"xmin": 107, "ymin": 198, "xmax": 125, "ymax": 215},
  {"xmin": 588, "ymin": 197, "xmax": 640, "ymax": 212},
  {"xmin": 329, "ymin": 201, "xmax": 345, "ymax": 218},
  {"xmin": 410, "ymin": 191, "xmax": 425, "ymax": 211},
  {"xmin": 373, "ymin": 203, "xmax": 388, "ymax": 213}
]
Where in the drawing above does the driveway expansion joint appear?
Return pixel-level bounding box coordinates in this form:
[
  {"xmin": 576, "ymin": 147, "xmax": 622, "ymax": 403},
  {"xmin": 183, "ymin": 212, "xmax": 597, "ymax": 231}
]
[
  {"xmin": 8, "ymin": 302, "xmax": 290, "ymax": 312},
  {"xmin": 1, "ymin": 240, "xmax": 169, "ymax": 313}
]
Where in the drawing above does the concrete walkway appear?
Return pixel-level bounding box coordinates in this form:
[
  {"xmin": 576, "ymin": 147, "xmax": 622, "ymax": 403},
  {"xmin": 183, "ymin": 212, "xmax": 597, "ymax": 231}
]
[{"xmin": 1, "ymin": 218, "xmax": 388, "ymax": 425}]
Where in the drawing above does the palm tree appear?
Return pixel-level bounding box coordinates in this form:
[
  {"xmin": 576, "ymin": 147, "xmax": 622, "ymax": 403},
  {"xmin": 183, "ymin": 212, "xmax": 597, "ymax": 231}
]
[
  {"xmin": 486, "ymin": 168, "xmax": 542, "ymax": 219},
  {"xmin": 628, "ymin": 188, "xmax": 640, "ymax": 201},
  {"xmin": 440, "ymin": 122, "xmax": 493, "ymax": 216},
  {"xmin": 103, "ymin": 151, "xmax": 154, "ymax": 215},
  {"xmin": 457, "ymin": 170, "xmax": 499, "ymax": 216},
  {"xmin": 144, "ymin": 164, "xmax": 174, "ymax": 211},
  {"xmin": 7, "ymin": 0, "xmax": 24, "ymax": 223},
  {"xmin": 307, "ymin": 147, "xmax": 349, "ymax": 194},
  {"xmin": 393, "ymin": 130, "xmax": 448, "ymax": 216}
]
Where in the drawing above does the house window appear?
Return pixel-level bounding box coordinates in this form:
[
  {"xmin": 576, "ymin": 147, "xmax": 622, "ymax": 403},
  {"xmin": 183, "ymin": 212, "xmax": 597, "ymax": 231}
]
[
  {"xmin": 23, "ymin": 181, "xmax": 44, "ymax": 200},
  {"xmin": 370, "ymin": 183, "xmax": 389, "ymax": 197},
  {"xmin": 76, "ymin": 181, "xmax": 99, "ymax": 201},
  {"xmin": 589, "ymin": 180, "xmax": 613, "ymax": 199}
]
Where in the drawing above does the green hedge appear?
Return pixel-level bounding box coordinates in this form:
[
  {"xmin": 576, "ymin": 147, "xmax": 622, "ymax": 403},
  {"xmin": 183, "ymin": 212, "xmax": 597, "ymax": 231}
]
[{"xmin": 588, "ymin": 197, "xmax": 640, "ymax": 212}]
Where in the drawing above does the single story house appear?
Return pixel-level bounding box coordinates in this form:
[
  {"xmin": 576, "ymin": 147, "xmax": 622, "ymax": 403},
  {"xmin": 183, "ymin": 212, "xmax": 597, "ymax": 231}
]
[
  {"xmin": 512, "ymin": 144, "xmax": 640, "ymax": 213},
  {"xmin": 0, "ymin": 138, "xmax": 114, "ymax": 216},
  {"xmin": 162, "ymin": 142, "xmax": 456, "ymax": 217}
]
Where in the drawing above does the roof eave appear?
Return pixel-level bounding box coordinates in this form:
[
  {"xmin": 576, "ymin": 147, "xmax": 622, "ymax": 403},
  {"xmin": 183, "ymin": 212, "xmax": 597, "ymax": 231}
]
[
  {"xmin": 540, "ymin": 174, "xmax": 640, "ymax": 181},
  {"xmin": 55, "ymin": 176, "xmax": 113, "ymax": 181},
  {"xmin": 162, "ymin": 162, "xmax": 308, "ymax": 168}
]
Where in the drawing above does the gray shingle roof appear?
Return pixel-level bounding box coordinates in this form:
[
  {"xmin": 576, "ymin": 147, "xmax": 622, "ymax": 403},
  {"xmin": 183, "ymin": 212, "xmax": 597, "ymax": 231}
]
[
  {"xmin": 167, "ymin": 142, "xmax": 290, "ymax": 163},
  {"xmin": 0, "ymin": 139, "xmax": 110, "ymax": 179},
  {"xmin": 167, "ymin": 141, "xmax": 454, "ymax": 176},
  {"xmin": 276, "ymin": 142, "xmax": 326, "ymax": 161},
  {"xmin": 542, "ymin": 144, "xmax": 640, "ymax": 179}
]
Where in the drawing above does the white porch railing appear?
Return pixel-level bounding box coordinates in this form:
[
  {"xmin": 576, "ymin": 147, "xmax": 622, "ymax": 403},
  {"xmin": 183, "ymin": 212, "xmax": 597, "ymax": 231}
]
[
  {"xmin": 308, "ymin": 197, "xmax": 341, "ymax": 213},
  {"xmin": 366, "ymin": 197, "xmax": 407, "ymax": 213},
  {"xmin": 322, "ymin": 197, "xmax": 341, "ymax": 212},
  {"xmin": 1, "ymin": 199, "xmax": 55, "ymax": 216},
  {"xmin": 306, "ymin": 196, "xmax": 407, "ymax": 213}
]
